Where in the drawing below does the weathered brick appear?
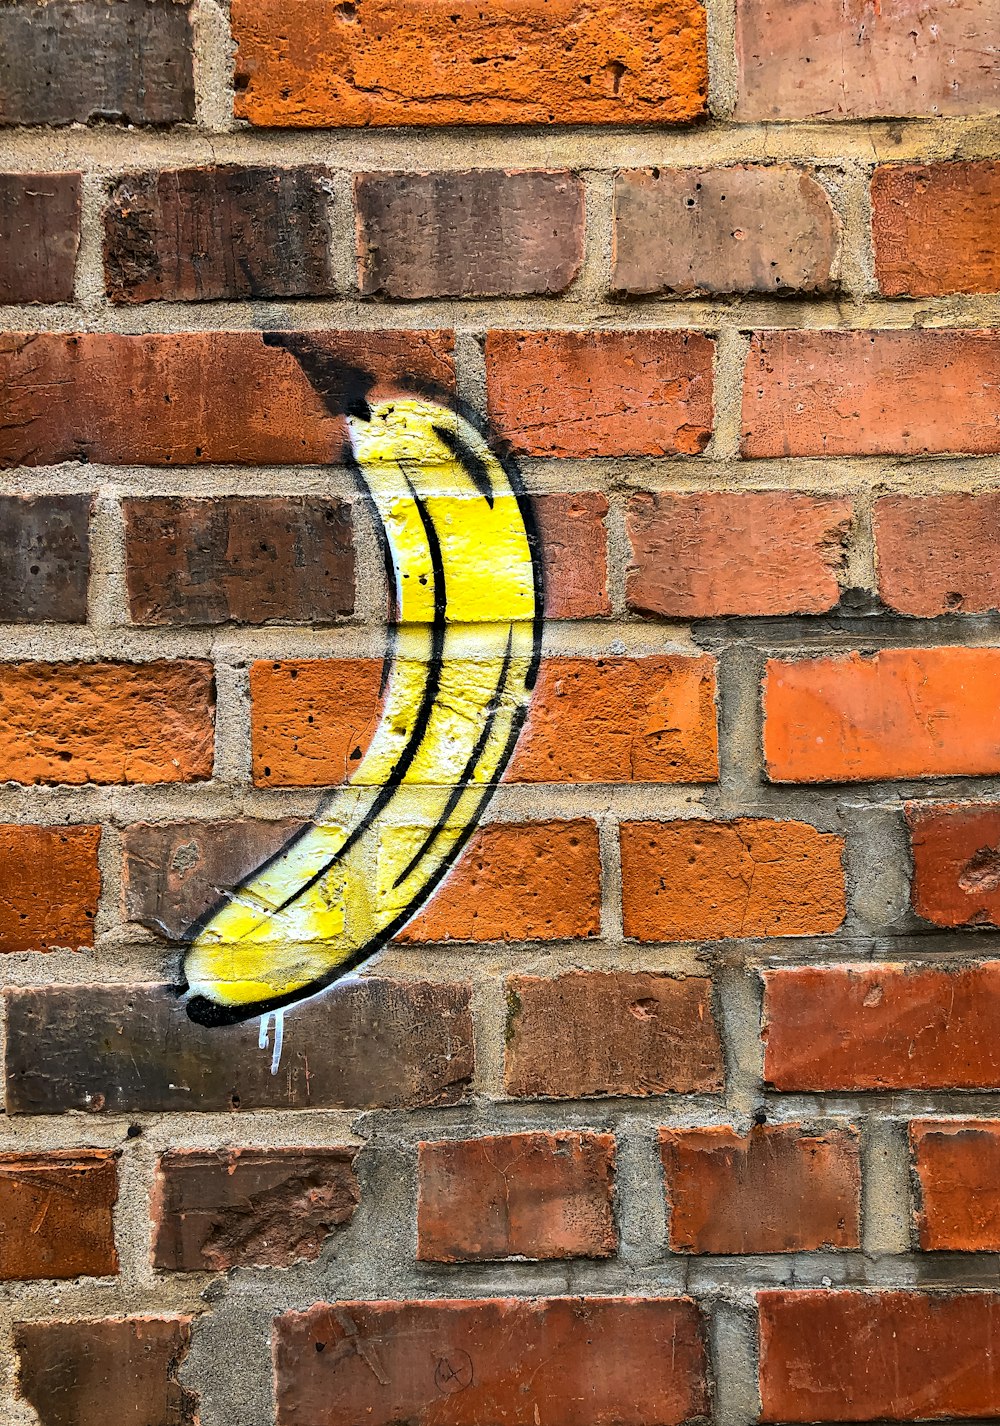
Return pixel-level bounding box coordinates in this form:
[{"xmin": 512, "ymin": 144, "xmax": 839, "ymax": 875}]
[
  {"xmin": 0, "ymin": 0, "xmax": 194, "ymax": 125},
  {"xmin": 0, "ymin": 494, "xmax": 91, "ymax": 624},
  {"xmin": 0, "ymin": 825, "xmax": 100, "ymax": 952},
  {"xmin": 123, "ymin": 496, "xmax": 355, "ymax": 626},
  {"xmin": 274, "ymin": 1298, "xmax": 708, "ymax": 1426},
  {"xmin": 626, "ymin": 492, "xmax": 851, "ymax": 617},
  {"xmin": 874, "ymin": 494, "xmax": 1000, "ymax": 616},
  {"xmin": 911, "ymin": 1120, "xmax": 1000, "ymax": 1251},
  {"xmin": 417, "ymin": 1132, "xmax": 616, "ymax": 1262},
  {"xmin": 400, "ymin": 820, "xmax": 602, "ymax": 943},
  {"xmin": 505, "ymin": 971, "xmax": 723, "ymax": 1098},
  {"xmin": 759, "ymin": 1290, "xmax": 1000, "ymax": 1421},
  {"xmin": 486, "ymin": 330, "xmax": 714, "ymax": 457},
  {"xmin": 104, "ymin": 166, "xmax": 336, "ymax": 303},
  {"xmin": 873, "ymin": 163, "xmax": 1000, "ymax": 297},
  {"xmin": 0, "ymin": 1151, "xmax": 117, "ymax": 1280},
  {"xmin": 535, "ymin": 493, "xmax": 611, "ymax": 619},
  {"xmin": 0, "ymin": 173, "xmax": 81, "ymax": 303},
  {"xmin": 735, "ymin": 0, "xmax": 999, "ymax": 121},
  {"xmin": 5, "ymin": 979, "xmax": 474, "ymax": 1113},
  {"xmin": 907, "ymin": 802, "xmax": 1000, "ymax": 929},
  {"xmin": 0, "ymin": 331, "xmax": 455, "ymax": 468},
  {"xmin": 0, "ymin": 661, "xmax": 214, "ymax": 785},
  {"xmin": 659, "ymin": 1125, "xmax": 860, "ymax": 1253},
  {"xmin": 355, "ymin": 170, "xmax": 585, "ymax": 299},
  {"xmin": 764, "ymin": 648, "xmax": 1000, "ymax": 782},
  {"xmin": 614, "ymin": 165, "xmax": 839, "ymax": 295},
  {"xmin": 233, "ymin": 0, "xmax": 708, "ymax": 128},
  {"xmin": 15, "ymin": 1318, "xmax": 197, "ymax": 1426},
  {"xmin": 743, "ymin": 330, "xmax": 1000, "ymax": 458},
  {"xmin": 152, "ymin": 1147, "xmax": 358, "ymax": 1271},
  {"xmin": 621, "ymin": 818, "xmax": 845, "ymax": 941},
  {"xmin": 251, "ymin": 655, "xmax": 717, "ymax": 786},
  {"xmin": 764, "ymin": 963, "xmax": 1000, "ymax": 1091}
]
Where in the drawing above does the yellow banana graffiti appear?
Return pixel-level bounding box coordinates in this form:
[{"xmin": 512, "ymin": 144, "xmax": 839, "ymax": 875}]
[{"xmin": 183, "ymin": 355, "xmax": 542, "ymax": 1029}]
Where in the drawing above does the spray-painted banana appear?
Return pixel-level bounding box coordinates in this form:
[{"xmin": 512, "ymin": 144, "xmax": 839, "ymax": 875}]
[{"xmin": 183, "ymin": 384, "xmax": 542, "ymax": 1028}]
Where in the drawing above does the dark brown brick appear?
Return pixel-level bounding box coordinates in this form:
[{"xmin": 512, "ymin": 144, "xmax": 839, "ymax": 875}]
[
  {"xmin": 152, "ymin": 1147, "xmax": 359, "ymax": 1271},
  {"xmin": 0, "ymin": 173, "xmax": 81, "ymax": 303},
  {"xmin": 15, "ymin": 1317, "xmax": 198, "ymax": 1426},
  {"xmin": 123, "ymin": 496, "xmax": 355, "ymax": 626},
  {"xmin": 355, "ymin": 170, "xmax": 585, "ymax": 299},
  {"xmin": 5, "ymin": 980, "xmax": 474, "ymax": 1114},
  {"xmin": 0, "ymin": 0, "xmax": 194, "ymax": 126},
  {"xmin": 0, "ymin": 1151, "xmax": 118, "ymax": 1280},
  {"xmin": 104, "ymin": 166, "xmax": 336, "ymax": 303},
  {"xmin": 0, "ymin": 495, "xmax": 91, "ymax": 624}
]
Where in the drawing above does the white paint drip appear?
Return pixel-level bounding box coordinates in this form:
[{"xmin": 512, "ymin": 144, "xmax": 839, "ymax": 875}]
[
  {"xmin": 270, "ymin": 1009, "xmax": 285, "ymax": 1076},
  {"xmin": 258, "ymin": 1011, "xmax": 271, "ymax": 1051}
]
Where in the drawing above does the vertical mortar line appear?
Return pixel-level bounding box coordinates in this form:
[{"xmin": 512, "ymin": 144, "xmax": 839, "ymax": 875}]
[
  {"xmin": 709, "ymin": 1298, "xmax": 763, "ymax": 1426},
  {"xmin": 469, "ymin": 973, "xmax": 507, "ymax": 1100},
  {"xmin": 861, "ymin": 1116, "xmax": 914, "ymax": 1257},
  {"xmin": 193, "ymin": 0, "xmax": 237, "ymax": 134},
  {"xmin": 598, "ymin": 811, "xmax": 625, "ymax": 947},
  {"xmin": 848, "ymin": 466, "xmax": 879, "ymax": 597},
  {"xmin": 705, "ymin": 0, "xmax": 739, "ymax": 120},
  {"xmin": 822, "ymin": 157, "xmax": 878, "ymax": 303},
  {"xmin": 75, "ymin": 168, "xmax": 109, "ymax": 313},
  {"xmin": 95, "ymin": 820, "xmax": 125, "ymax": 949},
  {"xmin": 329, "ymin": 167, "xmax": 361, "ymax": 299},
  {"xmin": 88, "ymin": 484, "xmax": 130, "ymax": 631},
  {"xmin": 715, "ymin": 955, "xmax": 765, "ymax": 1126},
  {"xmin": 613, "ymin": 1116, "xmax": 671, "ymax": 1268},
  {"xmin": 715, "ymin": 642, "xmax": 767, "ymax": 813},
  {"xmin": 453, "ymin": 330, "xmax": 488, "ymax": 416},
  {"xmin": 709, "ymin": 326, "xmax": 751, "ymax": 463},
  {"xmin": 575, "ymin": 168, "xmax": 615, "ymax": 310},
  {"xmin": 605, "ymin": 487, "xmax": 631, "ymax": 620},
  {"xmin": 211, "ymin": 655, "xmax": 252, "ymax": 789},
  {"xmin": 350, "ymin": 486, "xmax": 390, "ymax": 629}
]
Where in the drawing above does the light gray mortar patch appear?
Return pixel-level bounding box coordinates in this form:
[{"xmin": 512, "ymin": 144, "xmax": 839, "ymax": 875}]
[{"xmin": 862, "ymin": 1119, "xmax": 914, "ymax": 1257}]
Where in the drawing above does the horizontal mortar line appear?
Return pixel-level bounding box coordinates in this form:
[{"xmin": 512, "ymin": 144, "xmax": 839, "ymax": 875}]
[
  {"xmin": 697, "ymin": 615, "xmax": 1000, "ymax": 648},
  {"xmin": 0, "ymin": 1110, "xmax": 364, "ymax": 1150}
]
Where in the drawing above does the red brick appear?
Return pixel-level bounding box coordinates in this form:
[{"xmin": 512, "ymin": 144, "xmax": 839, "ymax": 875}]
[
  {"xmin": 0, "ymin": 662, "xmax": 214, "ymax": 785},
  {"xmin": 152, "ymin": 1148, "xmax": 358, "ymax": 1270},
  {"xmin": 907, "ymin": 802, "xmax": 1000, "ymax": 929},
  {"xmin": 621, "ymin": 818, "xmax": 845, "ymax": 940},
  {"xmin": 764, "ymin": 648, "xmax": 1000, "ymax": 783},
  {"xmin": 911, "ymin": 1120, "xmax": 1000, "ymax": 1251},
  {"xmin": 0, "ymin": 173, "xmax": 80, "ymax": 303},
  {"xmin": 0, "ymin": 1151, "xmax": 117, "ymax": 1280},
  {"xmin": 874, "ymin": 162, "xmax": 1000, "ymax": 296},
  {"xmin": 764, "ymin": 963, "xmax": 1000, "ymax": 1091},
  {"xmin": 417, "ymin": 1132, "xmax": 616, "ymax": 1262},
  {"xmin": 0, "ymin": 825, "xmax": 100, "ymax": 951},
  {"xmin": 0, "ymin": 331, "xmax": 454, "ymax": 468},
  {"xmin": 233, "ymin": 0, "xmax": 708, "ymax": 128},
  {"xmin": 486, "ymin": 330, "xmax": 714, "ymax": 457},
  {"xmin": 659, "ymin": 1124, "xmax": 860, "ymax": 1253},
  {"xmin": 742, "ymin": 330, "xmax": 1000, "ymax": 458},
  {"xmin": 759, "ymin": 1290, "xmax": 1000, "ymax": 1421},
  {"xmin": 627, "ymin": 492, "xmax": 851, "ymax": 617},
  {"xmin": 274, "ymin": 1298, "xmax": 708, "ymax": 1426},
  {"xmin": 400, "ymin": 820, "xmax": 601, "ymax": 943},
  {"xmin": 735, "ymin": 0, "xmax": 999, "ymax": 121},
  {"xmin": 505, "ymin": 971, "xmax": 723, "ymax": 1098},
  {"xmin": 875, "ymin": 494, "xmax": 1000, "ymax": 616},
  {"xmin": 15, "ymin": 1317, "xmax": 197, "ymax": 1425},
  {"xmin": 534, "ymin": 493, "xmax": 611, "ymax": 619},
  {"xmin": 614, "ymin": 165, "xmax": 839, "ymax": 296}
]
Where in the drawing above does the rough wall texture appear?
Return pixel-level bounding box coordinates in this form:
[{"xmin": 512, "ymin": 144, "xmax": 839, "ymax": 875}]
[{"xmin": 1, "ymin": 1, "xmax": 1000, "ymax": 1423}]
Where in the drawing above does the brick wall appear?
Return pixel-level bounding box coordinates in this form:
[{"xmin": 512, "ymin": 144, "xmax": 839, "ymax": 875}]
[{"xmin": 1, "ymin": 1, "xmax": 1000, "ymax": 1423}]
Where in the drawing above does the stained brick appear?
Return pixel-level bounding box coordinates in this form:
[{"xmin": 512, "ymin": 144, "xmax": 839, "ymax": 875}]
[
  {"xmin": 123, "ymin": 496, "xmax": 355, "ymax": 626},
  {"xmin": 911, "ymin": 1120, "xmax": 1000, "ymax": 1251},
  {"xmin": 274, "ymin": 1298, "xmax": 708, "ymax": 1426},
  {"xmin": 621, "ymin": 818, "xmax": 845, "ymax": 940},
  {"xmin": 0, "ymin": 1151, "xmax": 118, "ymax": 1280},
  {"xmin": 0, "ymin": 173, "xmax": 81, "ymax": 303},
  {"xmin": 486, "ymin": 330, "xmax": 714, "ymax": 457},
  {"xmin": 0, "ymin": 0, "xmax": 195, "ymax": 125},
  {"xmin": 907, "ymin": 802, "xmax": 1000, "ymax": 929},
  {"xmin": 104, "ymin": 166, "xmax": 336, "ymax": 303},
  {"xmin": 5, "ymin": 980, "xmax": 474, "ymax": 1113},
  {"xmin": 0, "ymin": 494, "xmax": 91, "ymax": 624},
  {"xmin": 355, "ymin": 170, "xmax": 585, "ymax": 299},
  {"xmin": 763, "ymin": 963, "xmax": 1000, "ymax": 1091},
  {"xmin": 874, "ymin": 494, "xmax": 1000, "ymax": 616},
  {"xmin": 0, "ymin": 825, "xmax": 100, "ymax": 952},
  {"xmin": 535, "ymin": 493, "xmax": 611, "ymax": 619},
  {"xmin": 626, "ymin": 491, "xmax": 851, "ymax": 617},
  {"xmin": 232, "ymin": 0, "xmax": 708, "ymax": 128},
  {"xmin": 873, "ymin": 162, "xmax": 1000, "ymax": 297},
  {"xmin": 614, "ymin": 165, "xmax": 839, "ymax": 295},
  {"xmin": 660, "ymin": 1124, "xmax": 860, "ymax": 1253},
  {"xmin": 417, "ymin": 1132, "xmax": 616, "ymax": 1262},
  {"xmin": 152, "ymin": 1148, "xmax": 359, "ymax": 1270},
  {"xmin": 505, "ymin": 971, "xmax": 723, "ymax": 1098}
]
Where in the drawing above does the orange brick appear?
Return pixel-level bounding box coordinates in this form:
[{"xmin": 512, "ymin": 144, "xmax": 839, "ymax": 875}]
[
  {"xmin": 906, "ymin": 802, "xmax": 1000, "ymax": 929},
  {"xmin": 873, "ymin": 162, "xmax": 1000, "ymax": 297},
  {"xmin": 910, "ymin": 1120, "xmax": 1000, "ymax": 1251},
  {"xmin": 874, "ymin": 494, "xmax": 1000, "ymax": 616},
  {"xmin": 0, "ymin": 1151, "xmax": 118, "ymax": 1280},
  {"xmin": 621, "ymin": 819, "xmax": 845, "ymax": 940},
  {"xmin": 400, "ymin": 820, "xmax": 601, "ymax": 943},
  {"xmin": 486, "ymin": 330, "xmax": 714, "ymax": 457},
  {"xmin": 764, "ymin": 648, "xmax": 1000, "ymax": 782},
  {"xmin": 232, "ymin": 0, "xmax": 708, "ymax": 128},
  {"xmin": 0, "ymin": 825, "xmax": 100, "ymax": 951},
  {"xmin": 0, "ymin": 662, "xmax": 214, "ymax": 785},
  {"xmin": 251, "ymin": 659, "xmax": 384, "ymax": 787}
]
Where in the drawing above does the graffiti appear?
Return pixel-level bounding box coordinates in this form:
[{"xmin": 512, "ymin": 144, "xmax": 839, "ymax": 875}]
[{"xmin": 182, "ymin": 339, "xmax": 544, "ymax": 1031}]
